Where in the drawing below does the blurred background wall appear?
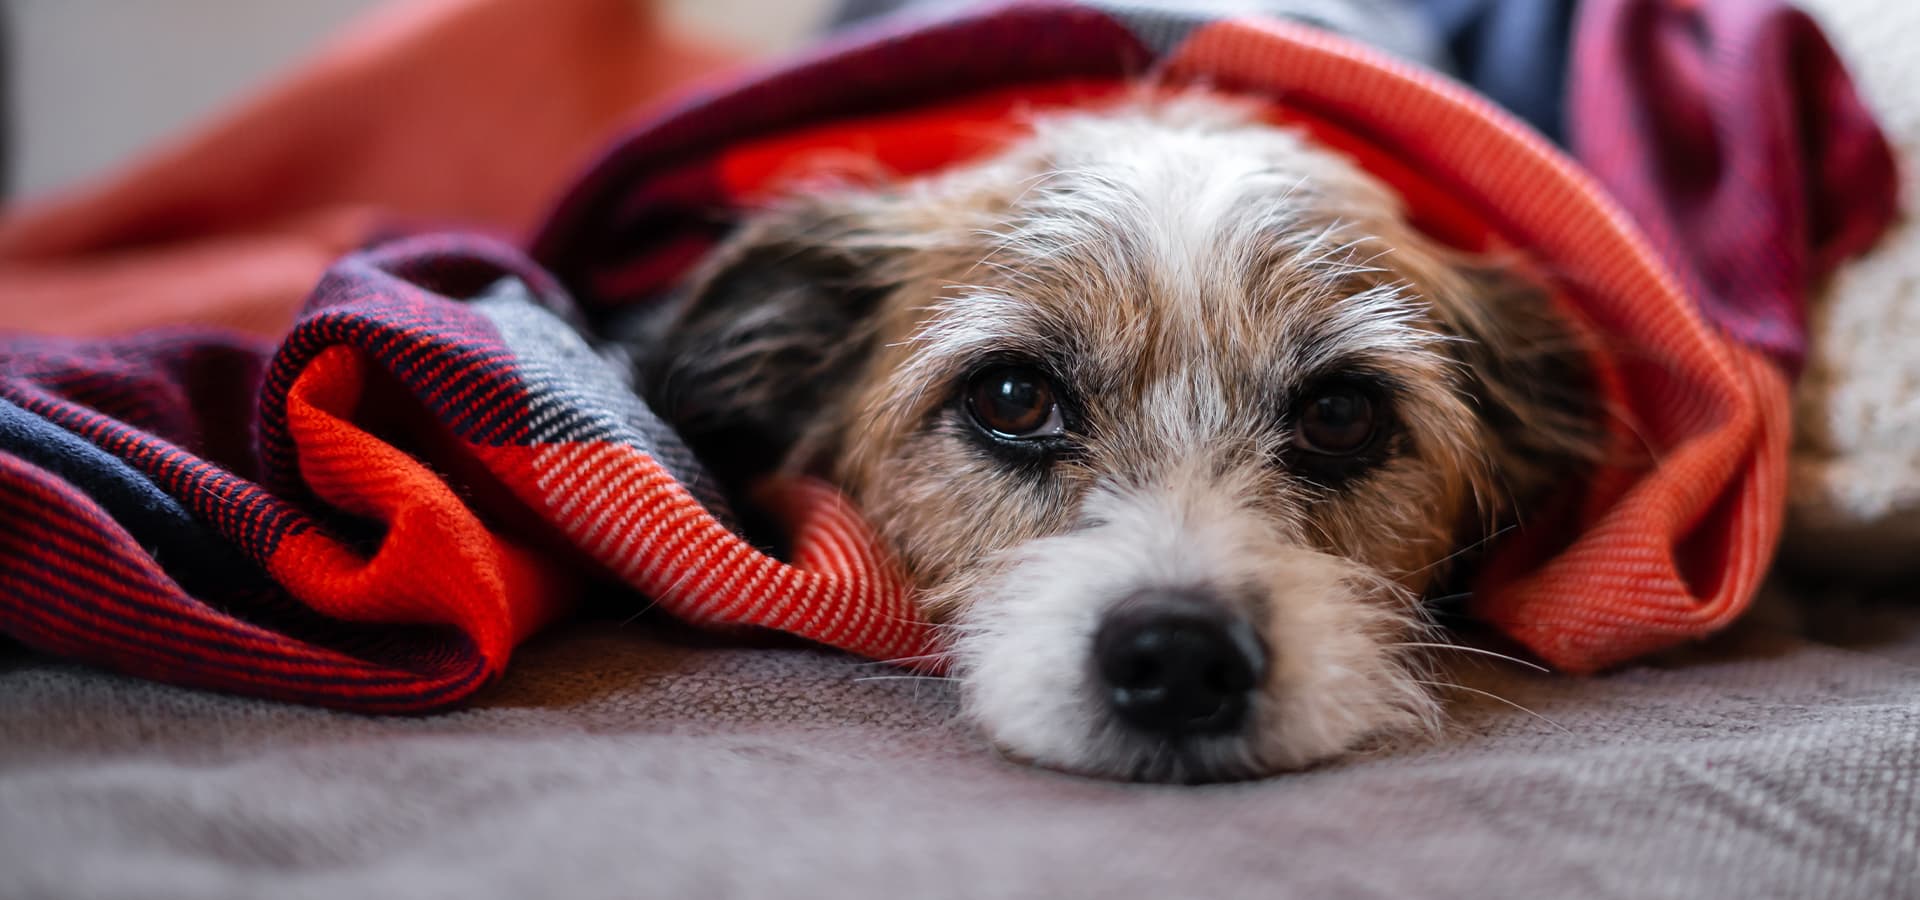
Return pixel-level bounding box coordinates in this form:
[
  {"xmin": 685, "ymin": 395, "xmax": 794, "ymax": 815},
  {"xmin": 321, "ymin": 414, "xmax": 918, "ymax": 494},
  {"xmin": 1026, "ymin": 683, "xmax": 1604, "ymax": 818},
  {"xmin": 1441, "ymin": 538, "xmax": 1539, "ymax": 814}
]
[{"xmin": 3, "ymin": 0, "xmax": 831, "ymax": 200}]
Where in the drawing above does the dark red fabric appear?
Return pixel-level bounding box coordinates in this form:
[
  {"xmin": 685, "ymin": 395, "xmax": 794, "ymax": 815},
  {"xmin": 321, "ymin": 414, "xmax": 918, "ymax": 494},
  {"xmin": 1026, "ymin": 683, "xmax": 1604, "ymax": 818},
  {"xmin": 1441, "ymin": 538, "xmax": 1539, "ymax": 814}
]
[
  {"xmin": 531, "ymin": 1, "xmax": 1153, "ymax": 306},
  {"xmin": 1569, "ymin": 0, "xmax": 1898, "ymax": 372}
]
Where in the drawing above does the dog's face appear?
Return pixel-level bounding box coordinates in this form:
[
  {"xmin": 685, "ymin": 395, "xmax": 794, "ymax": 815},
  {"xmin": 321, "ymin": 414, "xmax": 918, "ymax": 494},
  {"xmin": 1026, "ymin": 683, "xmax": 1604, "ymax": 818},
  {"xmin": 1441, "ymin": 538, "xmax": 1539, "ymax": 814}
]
[{"xmin": 645, "ymin": 98, "xmax": 1593, "ymax": 781}]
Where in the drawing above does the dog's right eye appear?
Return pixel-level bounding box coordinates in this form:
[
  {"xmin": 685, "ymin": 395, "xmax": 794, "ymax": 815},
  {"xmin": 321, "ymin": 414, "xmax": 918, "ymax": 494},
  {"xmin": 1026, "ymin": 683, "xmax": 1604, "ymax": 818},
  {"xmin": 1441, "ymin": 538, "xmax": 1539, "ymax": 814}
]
[{"xmin": 964, "ymin": 365, "xmax": 1065, "ymax": 439}]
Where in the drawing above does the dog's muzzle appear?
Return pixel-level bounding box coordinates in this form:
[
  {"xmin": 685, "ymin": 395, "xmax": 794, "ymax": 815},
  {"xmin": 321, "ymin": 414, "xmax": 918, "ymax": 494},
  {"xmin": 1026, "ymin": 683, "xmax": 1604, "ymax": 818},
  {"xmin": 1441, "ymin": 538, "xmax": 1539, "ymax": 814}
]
[{"xmin": 1093, "ymin": 589, "xmax": 1268, "ymax": 736}]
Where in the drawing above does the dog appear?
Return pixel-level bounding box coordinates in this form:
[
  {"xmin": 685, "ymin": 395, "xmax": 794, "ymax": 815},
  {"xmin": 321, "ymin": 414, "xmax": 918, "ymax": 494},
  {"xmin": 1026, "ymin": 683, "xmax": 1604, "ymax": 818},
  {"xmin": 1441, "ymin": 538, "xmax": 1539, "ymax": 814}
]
[{"xmin": 635, "ymin": 95, "xmax": 1597, "ymax": 782}]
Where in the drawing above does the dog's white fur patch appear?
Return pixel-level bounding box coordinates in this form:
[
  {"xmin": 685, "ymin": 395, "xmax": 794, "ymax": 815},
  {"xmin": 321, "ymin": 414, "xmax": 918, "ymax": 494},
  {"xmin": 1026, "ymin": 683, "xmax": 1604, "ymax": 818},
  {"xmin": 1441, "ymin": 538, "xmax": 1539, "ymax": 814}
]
[{"xmin": 958, "ymin": 458, "xmax": 1441, "ymax": 781}]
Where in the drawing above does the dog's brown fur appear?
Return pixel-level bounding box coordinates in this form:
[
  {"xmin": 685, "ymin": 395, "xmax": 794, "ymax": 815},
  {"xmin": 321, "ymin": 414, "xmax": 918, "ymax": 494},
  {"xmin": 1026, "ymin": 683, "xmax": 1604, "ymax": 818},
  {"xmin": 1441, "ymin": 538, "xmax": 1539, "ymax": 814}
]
[{"xmin": 640, "ymin": 97, "xmax": 1596, "ymax": 781}]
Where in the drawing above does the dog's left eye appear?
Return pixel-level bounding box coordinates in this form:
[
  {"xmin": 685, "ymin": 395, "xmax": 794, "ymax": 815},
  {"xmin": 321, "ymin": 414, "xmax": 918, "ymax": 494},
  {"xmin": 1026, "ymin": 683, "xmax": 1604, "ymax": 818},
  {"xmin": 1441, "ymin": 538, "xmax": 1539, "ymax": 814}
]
[
  {"xmin": 1293, "ymin": 386, "xmax": 1377, "ymax": 455},
  {"xmin": 965, "ymin": 365, "xmax": 1065, "ymax": 439}
]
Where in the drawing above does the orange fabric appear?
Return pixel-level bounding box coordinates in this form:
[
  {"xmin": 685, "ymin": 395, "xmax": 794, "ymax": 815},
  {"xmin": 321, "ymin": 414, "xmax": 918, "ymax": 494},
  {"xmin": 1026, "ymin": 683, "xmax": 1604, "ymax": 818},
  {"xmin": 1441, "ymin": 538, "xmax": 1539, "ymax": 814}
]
[
  {"xmin": 1476, "ymin": 347, "xmax": 1790, "ymax": 668},
  {"xmin": 273, "ymin": 344, "xmax": 576, "ymax": 673},
  {"xmin": 0, "ymin": 0, "xmax": 740, "ymax": 338},
  {"xmin": 459, "ymin": 440, "xmax": 931, "ymax": 662},
  {"xmin": 717, "ymin": 82, "xmax": 1501, "ymax": 254},
  {"xmin": 718, "ymin": 81, "xmax": 1133, "ymax": 200}
]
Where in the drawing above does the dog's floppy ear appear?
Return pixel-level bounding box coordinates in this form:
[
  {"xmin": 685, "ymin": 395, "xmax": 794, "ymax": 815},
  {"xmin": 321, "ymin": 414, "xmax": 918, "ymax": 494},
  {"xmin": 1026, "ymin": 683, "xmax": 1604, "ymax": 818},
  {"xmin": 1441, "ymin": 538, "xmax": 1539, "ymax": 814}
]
[
  {"xmin": 640, "ymin": 199, "xmax": 898, "ymax": 485},
  {"xmin": 1437, "ymin": 265, "xmax": 1602, "ymax": 514}
]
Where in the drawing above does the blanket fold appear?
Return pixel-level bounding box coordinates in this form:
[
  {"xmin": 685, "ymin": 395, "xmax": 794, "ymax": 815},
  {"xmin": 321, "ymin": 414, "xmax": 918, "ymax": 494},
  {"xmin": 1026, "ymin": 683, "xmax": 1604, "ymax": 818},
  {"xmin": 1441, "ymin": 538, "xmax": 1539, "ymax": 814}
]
[
  {"xmin": 2, "ymin": 234, "xmax": 932, "ymax": 709},
  {"xmin": 0, "ymin": 0, "xmax": 1899, "ymax": 709}
]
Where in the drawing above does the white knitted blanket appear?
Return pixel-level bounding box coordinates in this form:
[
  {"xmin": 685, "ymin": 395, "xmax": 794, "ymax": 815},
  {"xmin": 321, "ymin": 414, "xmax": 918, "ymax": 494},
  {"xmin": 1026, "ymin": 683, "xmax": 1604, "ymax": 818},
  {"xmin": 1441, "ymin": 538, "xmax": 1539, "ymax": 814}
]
[{"xmin": 1790, "ymin": 0, "xmax": 1920, "ymax": 576}]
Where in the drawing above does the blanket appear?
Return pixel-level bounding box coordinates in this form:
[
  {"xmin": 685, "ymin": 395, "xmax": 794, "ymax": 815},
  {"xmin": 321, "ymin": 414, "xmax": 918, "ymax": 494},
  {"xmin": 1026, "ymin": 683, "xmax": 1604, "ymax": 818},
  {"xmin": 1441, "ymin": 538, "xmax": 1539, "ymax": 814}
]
[
  {"xmin": 1786, "ymin": 0, "xmax": 1920, "ymax": 576},
  {"xmin": 0, "ymin": 0, "xmax": 738, "ymax": 337},
  {"xmin": 0, "ymin": 0, "xmax": 1898, "ymax": 710}
]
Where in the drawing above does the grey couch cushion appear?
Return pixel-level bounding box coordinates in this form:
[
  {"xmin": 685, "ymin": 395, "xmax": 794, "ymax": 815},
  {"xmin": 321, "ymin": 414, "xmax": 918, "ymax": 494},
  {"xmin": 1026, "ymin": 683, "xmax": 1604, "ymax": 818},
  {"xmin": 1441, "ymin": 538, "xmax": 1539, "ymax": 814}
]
[{"xmin": 2, "ymin": 589, "xmax": 1916, "ymax": 900}]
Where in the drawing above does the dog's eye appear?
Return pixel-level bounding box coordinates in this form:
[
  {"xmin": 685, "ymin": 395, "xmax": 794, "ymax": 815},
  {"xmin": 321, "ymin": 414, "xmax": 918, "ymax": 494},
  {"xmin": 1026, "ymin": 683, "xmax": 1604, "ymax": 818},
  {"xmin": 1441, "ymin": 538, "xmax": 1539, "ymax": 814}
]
[
  {"xmin": 965, "ymin": 365, "xmax": 1065, "ymax": 439},
  {"xmin": 1293, "ymin": 387, "xmax": 1376, "ymax": 455}
]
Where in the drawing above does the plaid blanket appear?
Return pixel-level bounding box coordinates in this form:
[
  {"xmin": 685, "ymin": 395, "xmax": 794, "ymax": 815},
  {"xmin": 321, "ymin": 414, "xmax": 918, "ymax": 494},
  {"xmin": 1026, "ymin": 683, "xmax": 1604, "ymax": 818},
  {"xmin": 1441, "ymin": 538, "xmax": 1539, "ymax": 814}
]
[{"xmin": 0, "ymin": 0, "xmax": 1896, "ymax": 711}]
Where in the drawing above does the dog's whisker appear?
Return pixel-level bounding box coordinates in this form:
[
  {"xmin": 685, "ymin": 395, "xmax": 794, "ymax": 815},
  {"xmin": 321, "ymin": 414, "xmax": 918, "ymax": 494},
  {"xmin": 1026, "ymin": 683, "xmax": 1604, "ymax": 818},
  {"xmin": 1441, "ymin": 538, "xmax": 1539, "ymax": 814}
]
[
  {"xmin": 851, "ymin": 651, "xmax": 954, "ymax": 669},
  {"xmin": 620, "ymin": 564, "xmax": 704, "ymax": 626},
  {"xmin": 852, "ymin": 674, "xmax": 959, "ymax": 684},
  {"xmin": 1412, "ymin": 679, "xmax": 1573, "ymax": 736},
  {"xmin": 1403, "ymin": 523, "xmax": 1519, "ymax": 579},
  {"xmin": 1391, "ymin": 641, "xmax": 1549, "ymax": 673}
]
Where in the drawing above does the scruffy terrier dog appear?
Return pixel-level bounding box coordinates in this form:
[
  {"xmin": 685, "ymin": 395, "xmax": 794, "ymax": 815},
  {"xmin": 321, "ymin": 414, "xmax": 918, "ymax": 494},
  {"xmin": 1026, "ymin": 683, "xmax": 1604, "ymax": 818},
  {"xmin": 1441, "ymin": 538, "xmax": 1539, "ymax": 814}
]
[{"xmin": 639, "ymin": 96, "xmax": 1596, "ymax": 782}]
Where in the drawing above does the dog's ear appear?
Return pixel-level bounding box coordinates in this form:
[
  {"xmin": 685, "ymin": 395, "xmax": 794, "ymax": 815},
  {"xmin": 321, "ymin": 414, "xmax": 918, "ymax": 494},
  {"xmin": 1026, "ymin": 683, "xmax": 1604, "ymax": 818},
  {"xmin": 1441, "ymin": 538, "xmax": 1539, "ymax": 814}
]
[
  {"xmin": 640, "ymin": 199, "xmax": 899, "ymax": 485},
  {"xmin": 1437, "ymin": 265, "xmax": 1602, "ymax": 514}
]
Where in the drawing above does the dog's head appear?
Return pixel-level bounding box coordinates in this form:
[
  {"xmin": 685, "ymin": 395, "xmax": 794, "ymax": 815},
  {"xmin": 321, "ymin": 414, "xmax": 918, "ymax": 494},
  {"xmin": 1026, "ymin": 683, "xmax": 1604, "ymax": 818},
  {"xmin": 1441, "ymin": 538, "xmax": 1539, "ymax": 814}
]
[{"xmin": 644, "ymin": 97, "xmax": 1595, "ymax": 781}]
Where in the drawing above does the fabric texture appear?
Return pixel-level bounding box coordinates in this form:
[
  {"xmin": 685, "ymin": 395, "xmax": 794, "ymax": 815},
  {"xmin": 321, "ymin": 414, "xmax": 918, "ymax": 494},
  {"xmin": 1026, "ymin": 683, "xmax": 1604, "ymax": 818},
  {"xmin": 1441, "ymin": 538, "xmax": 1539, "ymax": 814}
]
[
  {"xmin": 0, "ymin": 0, "xmax": 1898, "ymax": 710},
  {"xmin": 827, "ymin": 0, "xmax": 1448, "ymax": 66},
  {"xmin": 1569, "ymin": 0, "xmax": 1900, "ymax": 372},
  {"xmin": 0, "ymin": 0, "xmax": 739, "ymax": 338},
  {"xmin": 1, "ymin": 238, "xmax": 930, "ymax": 710},
  {"xmin": 832, "ymin": 0, "xmax": 1577, "ymax": 139},
  {"xmin": 1, "ymin": 590, "xmax": 1915, "ymax": 899},
  {"xmin": 1784, "ymin": 0, "xmax": 1920, "ymax": 577},
  {"xmin": 1410, "ymin": 0, "xmax": 1576, "ymax": 141}
]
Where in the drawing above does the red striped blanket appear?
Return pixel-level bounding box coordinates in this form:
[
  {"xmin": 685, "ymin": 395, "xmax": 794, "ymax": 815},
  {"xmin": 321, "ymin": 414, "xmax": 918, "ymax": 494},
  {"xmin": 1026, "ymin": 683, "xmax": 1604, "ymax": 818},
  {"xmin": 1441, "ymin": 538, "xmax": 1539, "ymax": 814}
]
[{"xmin": 0, "ymin": 0, "xmax": 1894, "ymax": 709}]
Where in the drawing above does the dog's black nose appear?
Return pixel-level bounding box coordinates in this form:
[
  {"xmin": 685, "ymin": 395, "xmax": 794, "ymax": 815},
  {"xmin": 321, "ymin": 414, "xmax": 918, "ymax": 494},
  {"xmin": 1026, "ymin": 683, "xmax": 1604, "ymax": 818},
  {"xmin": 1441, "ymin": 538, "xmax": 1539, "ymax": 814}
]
[{"xmin": 1093, "ymin": 590, "xmax": 1267, "ymax": 736}]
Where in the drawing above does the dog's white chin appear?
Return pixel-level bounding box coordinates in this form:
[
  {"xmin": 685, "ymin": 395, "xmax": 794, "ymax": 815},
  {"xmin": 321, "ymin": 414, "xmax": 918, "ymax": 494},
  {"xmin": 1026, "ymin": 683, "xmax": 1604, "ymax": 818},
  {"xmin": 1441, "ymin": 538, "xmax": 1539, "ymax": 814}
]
[{"xmin": 950, "ymin": 478, "xmax": 1442, "ymax": 782}]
